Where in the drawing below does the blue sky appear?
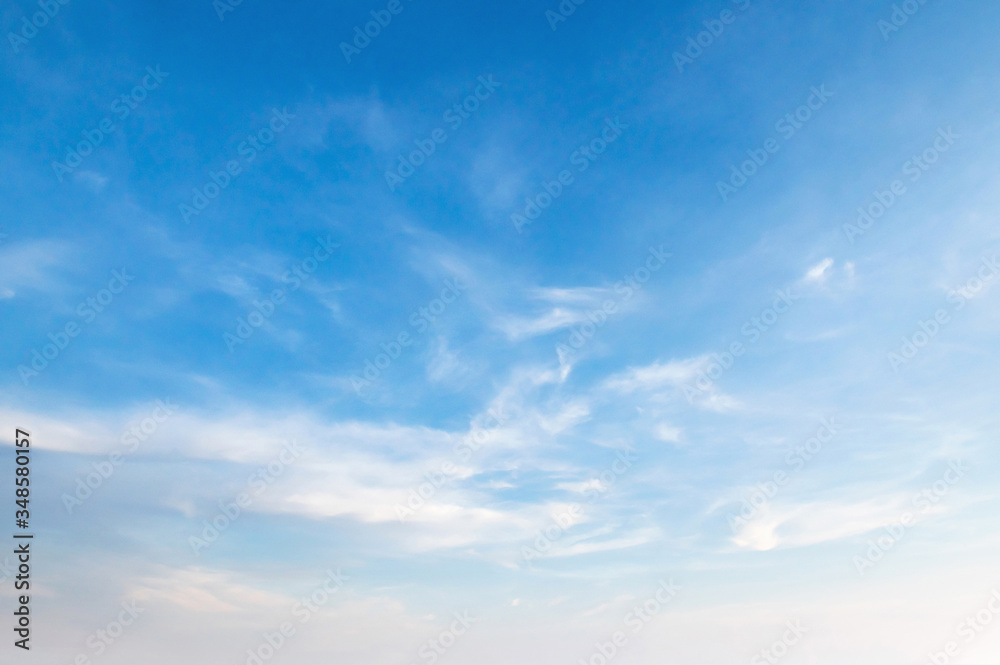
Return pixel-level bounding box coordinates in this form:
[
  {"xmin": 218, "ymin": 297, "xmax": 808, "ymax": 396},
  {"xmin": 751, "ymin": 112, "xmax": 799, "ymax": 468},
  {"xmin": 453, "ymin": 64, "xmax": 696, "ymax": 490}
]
[{"xmin": 3, "ymin": 1, "xmax": 1000, "ymax": 664}]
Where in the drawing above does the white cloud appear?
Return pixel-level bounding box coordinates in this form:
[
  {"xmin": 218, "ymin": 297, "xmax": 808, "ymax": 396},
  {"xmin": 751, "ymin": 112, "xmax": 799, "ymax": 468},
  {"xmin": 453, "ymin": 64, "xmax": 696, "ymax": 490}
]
[
  {"xmin": 294, "ymin": 95, "xmax": 399, "ymax": 152},
  {"xmin": 528, "ymin": 286, "xmax": 615, "ymax": 305},
  {"xmin": 654, "ymin": 423, "xmax": 683, "ymax": 444},
  {"xmin": 604, "ymin": 356, "xmax": 739, "ymax": 411},
  {"xmin": 425, "ymin": 336, "xmax": 471, "ymax": 385},
  {"xmin": 468, "ymin": 140, "xmax": 528, "ymax": 214},
  {"xmin": 492, "ymin": 286, "xmax": 617, "ymax": 340},
  {"xmin": 494, "ymin": 308, "xmax": 592, "ymax": 340},
  {"xmin": 730, "ymin": 496, "xmax": 938, "ymax": 552},
  {"xmin": 536, "ymin": 401, "xmax": 591, "ymax": 435},
  {"xmin": 130, "ymin": 567, "xmax": 289, "ymax": 614},
  {"xmin": 74, "ymin": 170, "xmax": 109, "ymax": 191},
  {"xmin": 604, "ymin": 356, "xmax": 708, "ymax": 393},
  {"xmin": 0, "ymin": 239, "xmax": 73, "ymax": 297},
  {"xmin": 544, "ymin": 526, "xmax": 661, "ymax": 559},
  {"xmin": 804, "ymin": 258, "xmax": 835, "ymax": 283}
]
